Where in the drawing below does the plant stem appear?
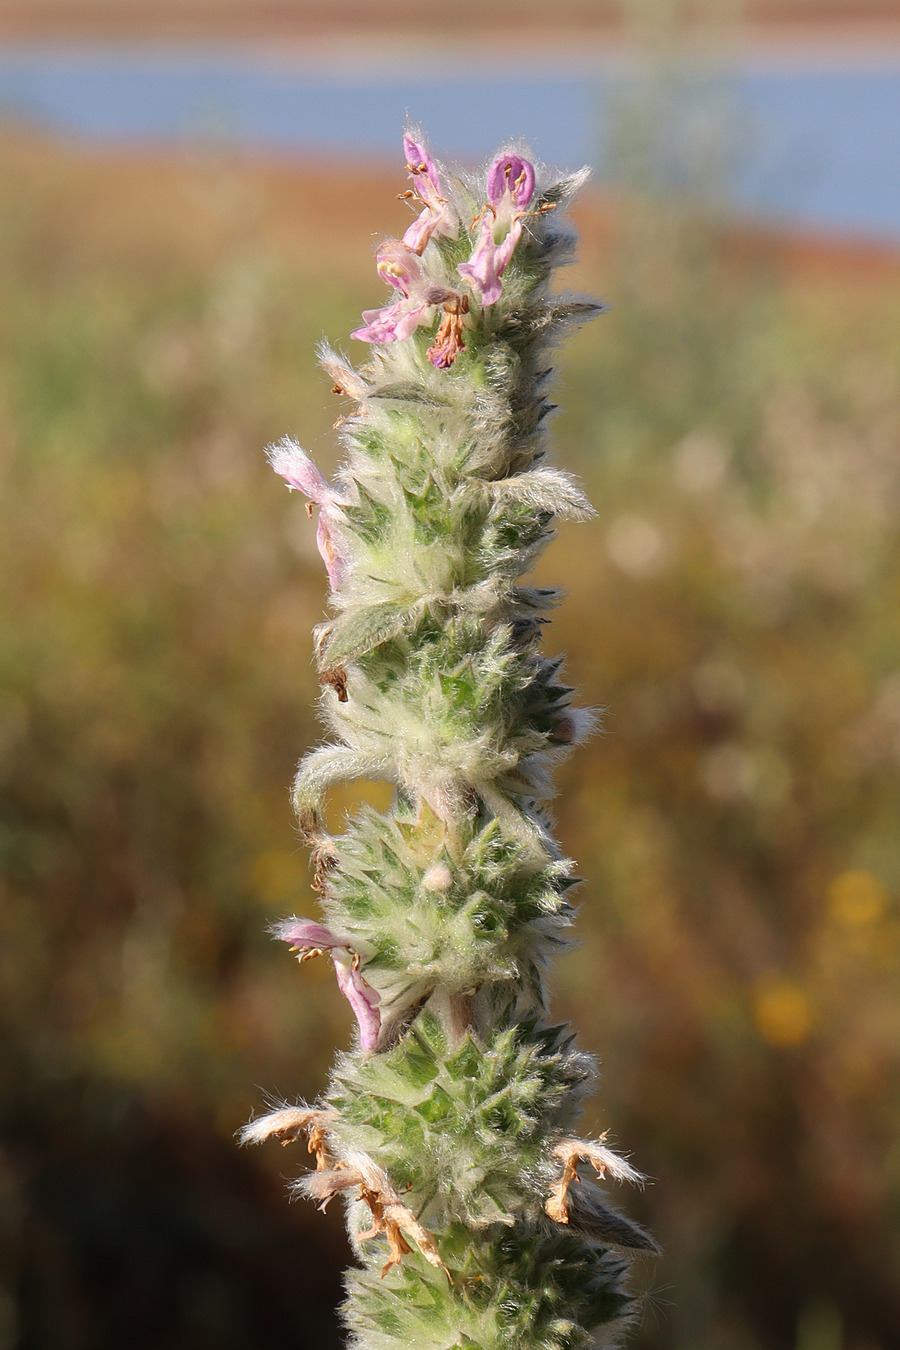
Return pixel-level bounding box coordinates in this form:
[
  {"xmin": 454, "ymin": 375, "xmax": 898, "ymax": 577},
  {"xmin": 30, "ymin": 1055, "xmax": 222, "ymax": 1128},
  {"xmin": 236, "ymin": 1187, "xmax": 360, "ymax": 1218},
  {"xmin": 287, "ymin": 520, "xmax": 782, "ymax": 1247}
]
[{"xmin": 242, "ymin": 129, "xmax": 655, "ymax": 1350}]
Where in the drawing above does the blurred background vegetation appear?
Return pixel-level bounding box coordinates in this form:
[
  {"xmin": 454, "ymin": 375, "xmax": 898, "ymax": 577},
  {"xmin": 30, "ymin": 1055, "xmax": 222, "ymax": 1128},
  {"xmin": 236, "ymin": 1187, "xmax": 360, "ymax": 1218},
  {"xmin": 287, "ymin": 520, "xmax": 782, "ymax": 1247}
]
[{"xmin": 1, "ymin": 12, "xmax": 900, "ymax": 1350}]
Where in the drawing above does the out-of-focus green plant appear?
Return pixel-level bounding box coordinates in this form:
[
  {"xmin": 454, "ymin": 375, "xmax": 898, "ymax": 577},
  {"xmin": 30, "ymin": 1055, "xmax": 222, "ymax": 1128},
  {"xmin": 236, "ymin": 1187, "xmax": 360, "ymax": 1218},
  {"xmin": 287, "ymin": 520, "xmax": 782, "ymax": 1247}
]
[
  {"xmin": 554, "ymin": 57, "xmax": 900, "ymax": 1349},
  {"xmin": 0, "ymin": 136, "xmax": 372, "ymax": 1347}
]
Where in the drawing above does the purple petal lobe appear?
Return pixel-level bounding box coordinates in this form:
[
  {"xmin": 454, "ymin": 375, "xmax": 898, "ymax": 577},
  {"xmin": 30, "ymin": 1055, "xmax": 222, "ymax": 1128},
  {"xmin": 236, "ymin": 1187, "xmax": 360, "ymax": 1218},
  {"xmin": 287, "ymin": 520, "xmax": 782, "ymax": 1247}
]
[
  {"xmin": 276, "ymin": 917, "xmax": 347, "ymax": 951},
  {"xmin": 316, "ymin": 514, "xmax": 346, "ymax": 590},
  {"xmin": 487, "ymin": 153, "xmax": 536, "ymax": 209},
  {"xmin": 403, "ymin": 133, "xmax": 440, "ymax": 192},
  {"xmin": 402, "ymin": 214, "xmax": 436, "ymax": 254},
  {"xmin": 351, "ymin": 296, "xmax": 431, "ymax": 345},
  {"xmin": 333, "ymin": 951, "xmax": 381, "ymax": 1051},
  {"xmin": 458, "ymin": 215, "xmax": 525, "ymax": 308},
  {"xmin": 400, "ymin": 131, "xmax": 457, "ymax": 253},
  {"xmin": 278, "ymin": 918, "xmax": 381, "ymax": 1049},
  {"xmin": 375, "ymin": 240, "xmax": 423, "ymax": 297},
  {"xmin": 459, "ymin": 153, "xmax": 535, "ymax": 308},
  {"xmin": 266, "ymin": 439, "xmax": 347, "ymax": 590},
  {"xmin": 268, "ymin": 439, "xmax": 332, "ymax": 505}
]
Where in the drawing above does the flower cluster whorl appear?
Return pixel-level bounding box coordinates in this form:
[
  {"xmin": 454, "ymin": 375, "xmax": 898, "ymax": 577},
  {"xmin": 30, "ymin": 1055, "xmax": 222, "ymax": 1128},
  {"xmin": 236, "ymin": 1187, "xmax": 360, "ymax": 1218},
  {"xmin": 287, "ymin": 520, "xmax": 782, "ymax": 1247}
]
[{"xmin": 350, "ymin": 133, "xmax": 541, "ymax": 370}]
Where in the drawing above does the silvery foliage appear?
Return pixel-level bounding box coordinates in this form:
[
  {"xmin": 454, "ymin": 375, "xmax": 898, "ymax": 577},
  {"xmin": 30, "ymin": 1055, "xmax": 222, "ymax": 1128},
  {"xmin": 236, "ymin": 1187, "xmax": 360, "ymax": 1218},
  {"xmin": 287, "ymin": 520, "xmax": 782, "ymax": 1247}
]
[{"xmin": 241, "ymin": 129, "xmax": 656, "ymax": 1350}]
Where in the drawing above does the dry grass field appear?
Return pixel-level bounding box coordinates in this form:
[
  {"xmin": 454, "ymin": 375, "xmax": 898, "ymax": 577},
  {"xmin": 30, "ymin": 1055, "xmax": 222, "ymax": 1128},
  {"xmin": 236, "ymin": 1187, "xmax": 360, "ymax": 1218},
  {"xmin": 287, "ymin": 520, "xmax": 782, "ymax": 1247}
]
[{"xmin": 1, "ymin": 0, "xmax": 900, "ymax": 43}]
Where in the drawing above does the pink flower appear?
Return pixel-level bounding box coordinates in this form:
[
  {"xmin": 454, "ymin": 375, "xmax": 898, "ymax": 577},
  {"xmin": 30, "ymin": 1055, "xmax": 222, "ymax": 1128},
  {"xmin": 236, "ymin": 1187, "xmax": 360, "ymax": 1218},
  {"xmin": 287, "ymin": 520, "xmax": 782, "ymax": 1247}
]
[
  {"xmin": 401, "ymin": 132, "xmax": 457, "ymax": 254},
  {"xmin": 351, "ymin": 240, "xmax": 462, "ymax": 357},
  {"xmin": 486, "ymin": 153, "xmax": 536, "ymax": 214},
  {"xmin": 458, "ymin": 152, "xmax": 537, "ymax": 307},
  {"xmin": 352, "ymin": 296, "xmax": 433, "ymax": 345},
  {"xmin": 276, "ymin": 917, "xmax": 382, "ymax": 1052},
  {"xmin": 375, "ymin": 237, "xmax": 424, "ymax": 295},
  {"xmin": 332, "ymin": 951, "xmax": 382, "ymax": 1052},
  {"xmin": 267, "ymin": 438, "xmax": 347, "ymax": 590},
  {"xmin": 277, "ymin": 918, "xmax": 347, "ymax": 954}
]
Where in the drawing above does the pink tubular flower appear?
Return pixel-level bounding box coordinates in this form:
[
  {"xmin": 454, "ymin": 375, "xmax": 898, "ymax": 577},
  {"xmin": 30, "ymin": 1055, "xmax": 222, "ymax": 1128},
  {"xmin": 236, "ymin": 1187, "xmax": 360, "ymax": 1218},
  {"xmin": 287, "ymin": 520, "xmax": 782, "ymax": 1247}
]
[
  {"xmin": 458, "ymin": 151, "xmax": 537, "ymax": 307},
  {"xmin": 487, "ymin": 152, "xmax": 536, "ymax": 213},
  {"xmin": 332, "ymin": 951, "xmax": 382, "ymax": 1052},
  {"xmin": 267, "ymin": 438, "xmax": 347, "ymax": 590},
  {"xmin": 375, "ymin": 237, "xmax": 425, "ymax": 294},
  {"xmin": 277, "ymin": 917, "xmax": 382, "ymax": 1052},
  {"xmin": 277, "ymin": 917, "xmax": 348, "ymax": 955},
  {"xmin": 401, "ymin": 132, "xmax": 457, "ymax": 254},
  {"xmin": 351, "ymin": 240, "xmax": 464, "ymax": 362},
  {"xmin": 352, "ymin": 296, "xmax": 432, "ymax": 345}
]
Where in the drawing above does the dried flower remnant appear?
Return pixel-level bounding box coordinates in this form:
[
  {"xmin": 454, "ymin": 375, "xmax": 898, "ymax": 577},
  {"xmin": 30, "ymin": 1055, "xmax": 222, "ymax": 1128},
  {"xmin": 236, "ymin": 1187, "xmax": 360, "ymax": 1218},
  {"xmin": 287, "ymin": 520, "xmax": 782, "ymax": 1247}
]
[
  {"xmin": 427, "ymin": 294, "xmax": 469, "ymax": 369},
  {"xmin": 545, "ymin": 1136, "xmax": 645, "ymax": 1224},
  {"xmin": 244, "ymin": 129, "xmax": 651, "ymax": 1350},
  {"xmin": 357, "ymin": 1190, "xmax": 451, "ymax": 1280},
  {"xmin": 302, "ymin": 1150, "xmax": 451, "ymax": 1279},
  {"xmin": 240, "ymin": 1105, "xmax": 337, "ymax": 1168}
]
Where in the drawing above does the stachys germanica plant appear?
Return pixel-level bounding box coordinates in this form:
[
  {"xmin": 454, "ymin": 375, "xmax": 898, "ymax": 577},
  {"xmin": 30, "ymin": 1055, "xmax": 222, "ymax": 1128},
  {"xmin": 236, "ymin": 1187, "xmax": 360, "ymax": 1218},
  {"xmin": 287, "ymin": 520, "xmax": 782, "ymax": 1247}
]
[{"xmin": 241, "ymin": 128, "xmax": 657, "ymax": 1350}]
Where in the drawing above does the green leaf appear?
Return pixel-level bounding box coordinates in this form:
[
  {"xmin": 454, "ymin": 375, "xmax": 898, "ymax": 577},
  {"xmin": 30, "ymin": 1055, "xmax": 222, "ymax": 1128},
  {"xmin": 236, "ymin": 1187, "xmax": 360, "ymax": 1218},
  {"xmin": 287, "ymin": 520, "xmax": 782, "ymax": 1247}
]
[
  {"xmin": 342, "ymin": 481, "xmax": 393, "ymax": 544},
  {"xmin": 445, "ymin": 1036, "xmax": 483, "ymax": 1082},
  {"xmin": 369, "ymin": 382, "xmax": 447, "ymax": 406},
  {"xmin": 323, "ymin": 599, "xmax": 417, "ymax": 665},
  {"xmin": 408, "ymin": 1009, "xmax": 442, "ymax": 1049},
  {"xmin": 389, "ymin": 1039, "xmax": 439, "ymax": 1091},
  {"xmin": 415, "ymin": 1083, "xmax": 455, "ymax": 1125}
]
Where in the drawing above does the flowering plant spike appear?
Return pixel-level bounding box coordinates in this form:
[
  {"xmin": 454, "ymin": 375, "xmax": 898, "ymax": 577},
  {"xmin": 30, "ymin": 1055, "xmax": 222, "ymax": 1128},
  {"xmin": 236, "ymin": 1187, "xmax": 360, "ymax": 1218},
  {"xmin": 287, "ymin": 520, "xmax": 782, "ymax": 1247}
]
[{"xmin": 243, "ymin": 129, "xmax": 656, "ymax": 1350}]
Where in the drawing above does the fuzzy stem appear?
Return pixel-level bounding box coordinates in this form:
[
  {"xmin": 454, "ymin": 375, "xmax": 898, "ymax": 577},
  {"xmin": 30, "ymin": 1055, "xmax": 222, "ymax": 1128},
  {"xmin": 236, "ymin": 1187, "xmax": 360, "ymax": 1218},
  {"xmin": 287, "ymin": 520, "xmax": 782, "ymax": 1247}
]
[{"xmin": 243, "ymin": 129, "xmax": 655, "ymax": 1350}]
